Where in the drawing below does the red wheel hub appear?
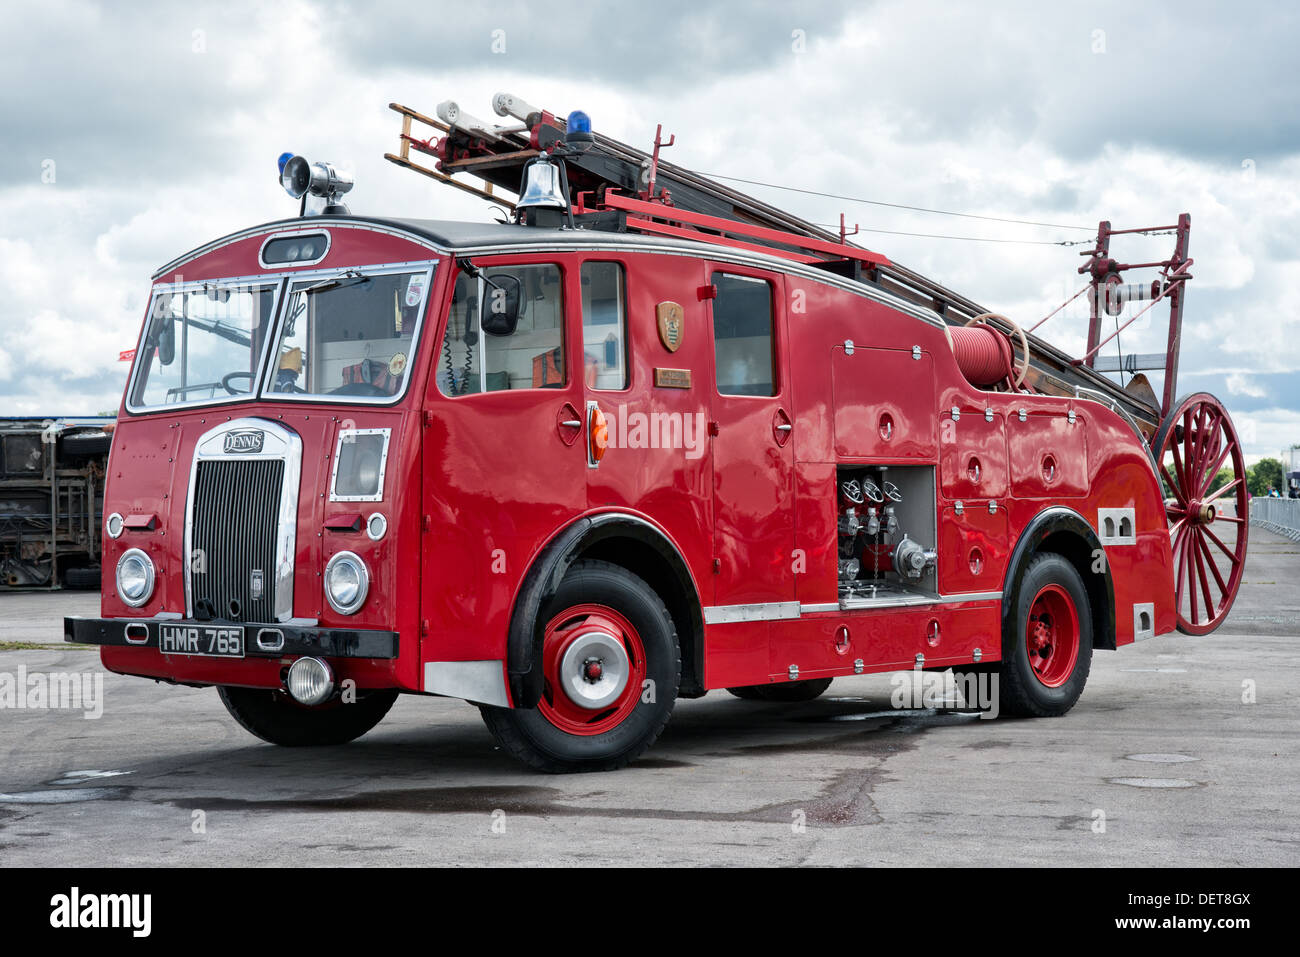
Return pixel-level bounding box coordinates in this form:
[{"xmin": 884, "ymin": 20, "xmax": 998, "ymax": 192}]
[
  {"xmin": 1025, "ymin": 584, "xmax": 1080, "ymax": 688},
  {"xmin": 537, "ymin": 603, "xmax": 646, "ymax": 736}
]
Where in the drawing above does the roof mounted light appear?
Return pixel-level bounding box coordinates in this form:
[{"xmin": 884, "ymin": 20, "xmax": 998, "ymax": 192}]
[
  {"xmin": 279, "ymin": 154, "xmax": 354, "ymax": 216},
  {"xmin": 565, "ymin": 111, "xmax": 593, "ymax": 152}
]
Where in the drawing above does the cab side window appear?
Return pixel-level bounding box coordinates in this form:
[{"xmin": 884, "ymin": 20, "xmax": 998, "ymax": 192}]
[
  {"xmin": 711, "ymin": 272, "xmax": 776, "ymax": 396},
  {"xmin": 437, "ymin": 263, "xmax": 565, "ymax": 396},
  {"xmin": 580, "ymin": 261, "xmax": 628, "ymax": 390}
]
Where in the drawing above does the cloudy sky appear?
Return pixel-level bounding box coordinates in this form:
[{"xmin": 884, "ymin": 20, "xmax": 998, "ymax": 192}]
[{"xmin": 3, "ymin": 0, "xmax": 1298, "ymax": 461}]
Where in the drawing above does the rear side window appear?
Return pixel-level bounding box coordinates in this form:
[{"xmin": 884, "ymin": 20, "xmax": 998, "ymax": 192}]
[
  {"xmin": 438, "ymin": 264, "xmax": 565, "ymax": 396},
  {"xmin": 711, "ymin": 273, "xmax": 776, "ymax": 396},
  {"xmin": 580, "ymin": 262, "xmax": 627, "ymax": 390}
]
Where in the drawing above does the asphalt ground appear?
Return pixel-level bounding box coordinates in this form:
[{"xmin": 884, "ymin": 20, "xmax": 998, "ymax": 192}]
[{"xmin": 0, "ymin": 529, "xmax": 1296, "ymax": 866}]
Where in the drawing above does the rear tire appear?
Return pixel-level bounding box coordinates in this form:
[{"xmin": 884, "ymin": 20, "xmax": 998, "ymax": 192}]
[
  {"xmin": 479, "ymin": 560, "xmax": 680, "ymax": 773},
  {"xmin": 218, "ymin": 685, "xmax": 398, "ymax": 746},
  {"xmin": 997, "ymin": 552, "xmax": 1093, "ymax": 717},
  {"xmin": 727, "ymin": 677, "xmax": 833, "ymax": 702}
]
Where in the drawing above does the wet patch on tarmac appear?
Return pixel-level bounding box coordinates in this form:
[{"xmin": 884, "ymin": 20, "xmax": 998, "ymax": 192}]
[
  {"xmin": 0, "ymin": 787, "xmax": 133, "ymax": 804},
  {"xmin": 1124, "ymin": 753, "xmax": 1200, "ymax": 764},
  {"xmin": 1106, "ymin": 777, "xmax": 1202, "ymax": 789}
]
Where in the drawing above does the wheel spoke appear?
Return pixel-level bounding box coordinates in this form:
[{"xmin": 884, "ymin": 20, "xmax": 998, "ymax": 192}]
[
  {"xmin": 1187, "ymin": 532, "xmax": 1200, "ymax": 624},
  {"xmin": 1197, "ymin": 532, "xmax": 1228, "ymax": 596},
  {"xmin": 1195, "ymin": 420, "xmax": 1230, "ymax": 497},
  {"xmin": 1170, "ymin": 437, "xmax": 1189, "ymax": 500},
  {"xmin": 1204, "ymin": 476, "xmax": 1243, "ymax": 506},
  {"xmin": 1203, "ymin": 524, "xmax": 1239, "ymax": 563},
  {"xmin": 1161, "ymin": 462, "xmax": 1189, "ymax": 506},
  {"xmin": 1192, "ymin": 533, "xmax": 1215, "ymax": 621}
]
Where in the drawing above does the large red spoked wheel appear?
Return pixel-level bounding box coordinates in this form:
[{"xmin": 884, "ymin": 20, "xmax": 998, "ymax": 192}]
[{"xmin": 1153, "ymin": 393, "xmax": 1249, "ymax": 635}]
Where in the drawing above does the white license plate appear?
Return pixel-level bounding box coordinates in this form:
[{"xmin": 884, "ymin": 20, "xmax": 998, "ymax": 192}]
[{"xmin": 158, "ymin": 624, "xmax": 245, "ymax": 658}]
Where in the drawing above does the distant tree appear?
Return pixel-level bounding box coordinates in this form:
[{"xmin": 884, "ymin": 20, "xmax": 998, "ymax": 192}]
[
  {"xmin": 1207, "ymin": 468, "xmax": 1234, "ymax": 494},
  {"xmin": 1248, "ymin": 457, "xmax": 1285, "ymax": 496}
]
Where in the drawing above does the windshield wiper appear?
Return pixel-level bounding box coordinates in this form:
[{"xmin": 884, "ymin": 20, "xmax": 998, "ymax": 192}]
[{"xmin": 303, "ymin": 270, "xmax": 369, "ymax": 295}]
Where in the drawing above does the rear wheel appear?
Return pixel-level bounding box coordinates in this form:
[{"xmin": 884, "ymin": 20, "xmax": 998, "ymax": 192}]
[
  {"xmin": 479, "ymin": 560, "xmax": 680, "ymax": 773},
  {"xmin": 1154, "ymin": 392, "xmax": 1249, "ymax": 635},
  {"xmin": 218, "ymin": 685, "xmax": 398, "ymax": 747},
  {"xmin": 727, "ymin": 678, "xmax": 833, "ymax": 702},
  {"xmin": 997, "ymin": 553, "xmax": 1093, "ymax": 717}
]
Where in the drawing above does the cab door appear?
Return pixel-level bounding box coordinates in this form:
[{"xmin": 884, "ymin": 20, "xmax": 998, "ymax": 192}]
[
  {"xmin": 421, "ymin": 259, "xmax": 586, "ymax": 668},
  {"xmin": 705, "ymin": 268, "xmax": 796, "ymax": 610}
]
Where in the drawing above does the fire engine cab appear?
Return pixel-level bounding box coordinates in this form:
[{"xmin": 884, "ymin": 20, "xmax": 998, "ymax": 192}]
[{"xmin": 66, "ymin": 94, "xmax": 1249, "ymax": 771}]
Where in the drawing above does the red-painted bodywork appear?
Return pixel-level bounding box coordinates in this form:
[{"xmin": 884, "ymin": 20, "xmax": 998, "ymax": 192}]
[{"xmin": 98, "ymin": 219, "xmax": 1177, "ymax": 700}]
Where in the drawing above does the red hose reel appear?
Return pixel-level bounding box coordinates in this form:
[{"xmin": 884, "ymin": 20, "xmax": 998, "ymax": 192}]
[{"xmin": 944, "ymin": 313, "xmax": 1030, "ymax": 389}]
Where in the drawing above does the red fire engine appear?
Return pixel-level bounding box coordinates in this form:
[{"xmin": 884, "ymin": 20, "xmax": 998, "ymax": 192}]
[{"xmin": 66, "ymin": 94, "xmax": 1248, "ymax": 771}]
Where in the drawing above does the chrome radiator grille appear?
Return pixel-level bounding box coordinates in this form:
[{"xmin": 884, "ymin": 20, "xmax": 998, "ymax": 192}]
[{"xmin": 190, "ymin": 458, "xmax": 285, "ymax": 623}]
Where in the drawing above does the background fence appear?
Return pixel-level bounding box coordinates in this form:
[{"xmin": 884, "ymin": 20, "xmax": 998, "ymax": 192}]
[{"xmin": 1251, "ymin": 497, "xmax": 1300, "ymax": 541}]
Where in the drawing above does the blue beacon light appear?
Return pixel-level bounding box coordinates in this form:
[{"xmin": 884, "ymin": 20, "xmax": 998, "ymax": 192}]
[{"xmin": 565, "ymin": 111, "xmax": 593, "ymax": 152}]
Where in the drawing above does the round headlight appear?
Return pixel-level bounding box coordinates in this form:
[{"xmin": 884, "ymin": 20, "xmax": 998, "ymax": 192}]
[
  {"xmin": 105, "ymin": 512, "xmax": 124, "ymax": 539},
  {"xmin": 286, "ymin": 657, "xmax": 335, "ymax": 706},
  {"xmin": 116, "ymin": 548, "xmax": 155, "ymax": 607},
  {"xmin": 324, "ymin": 551, "xmax": 369, "ymax": 615}
]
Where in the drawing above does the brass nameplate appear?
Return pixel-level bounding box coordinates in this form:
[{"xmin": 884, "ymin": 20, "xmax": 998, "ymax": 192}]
[{"xmin": 654, "ymin": 368, "xmax": 692, "ymax": 389}]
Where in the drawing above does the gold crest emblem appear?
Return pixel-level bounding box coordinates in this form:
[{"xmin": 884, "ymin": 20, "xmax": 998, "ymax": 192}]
[{"xmin": 656, "ymin": 301, "xmax": 684, "ymax": 352}]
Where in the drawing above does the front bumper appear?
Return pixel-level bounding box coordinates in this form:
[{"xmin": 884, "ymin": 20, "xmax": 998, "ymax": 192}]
[{"xmin": 64, "ymin": 616, "xmax": 399, "ymax": 659}]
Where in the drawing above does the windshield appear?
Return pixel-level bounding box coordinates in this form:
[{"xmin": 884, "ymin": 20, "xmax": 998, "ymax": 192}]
[
  {"xmin": 130, "ymin": 283, "xmax": 277, "ymax": 408},
  {"xmin": 127, "ymin": 264, "xmax": 435, "ymax": 411},
  {"xmin": 264, "ymin": 268, "xmax": 430, "ymax": 400}
]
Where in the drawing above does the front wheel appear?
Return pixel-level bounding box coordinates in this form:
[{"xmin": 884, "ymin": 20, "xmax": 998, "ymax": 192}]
[
  {"xmin": 218, "ymin": 685, "xmax": 398, "ymax": 746},
  {"xmin": 479, "ymin": 560, "xmax": 680, "ymax": 773},
  {"xmin": 996, "ymin": 552, "xmax": 1093, "ymax": 717}
]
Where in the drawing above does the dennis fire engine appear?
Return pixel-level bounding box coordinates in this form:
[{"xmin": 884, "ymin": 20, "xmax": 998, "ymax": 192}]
[{"xmin": 66, "ymin": 94, "xmax": 1248, "ymax": 771}]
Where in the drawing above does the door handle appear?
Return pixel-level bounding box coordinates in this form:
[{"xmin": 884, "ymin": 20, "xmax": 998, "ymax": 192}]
[
  {"xmin": 772, "ymin": 408, "xmax": 793, "ymax": 447},
  {"xmin": 556, "ymin": 403, "xmax": 582, "ymax": 447}
]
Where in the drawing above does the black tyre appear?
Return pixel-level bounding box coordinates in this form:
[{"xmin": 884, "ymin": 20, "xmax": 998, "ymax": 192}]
[
  {"xmin": 218, "ymin": 685, "xmax": 398, "ymax": 746},
  {"xmin": 996, "ymin": 552, "xmax": 1093, "ymax": 717},
  {"xmin": 479, "ymin": 560, "xmax": 680, "ymax": 773},
  {"xmin": 727, "ymin": 677, "xmax": 833, "ymax": 702}
]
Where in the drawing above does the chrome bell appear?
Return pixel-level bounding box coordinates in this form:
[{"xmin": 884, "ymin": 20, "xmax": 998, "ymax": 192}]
[{"xmin": 516, "ymin": 157, "xmax": 568, "ymax": 209}]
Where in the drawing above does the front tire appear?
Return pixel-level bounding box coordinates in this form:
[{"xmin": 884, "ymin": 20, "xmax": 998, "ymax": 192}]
[
  {"xmin": 479, "ymin": 560, "xmax": 680, "ymax": 773},
  {"xmin": 997, "ymin": 552, "xmax": 1093, "ymax": 717},
  {"xmin": 218, "ymin": 685, "xmax": 398, "ymax": 746}
]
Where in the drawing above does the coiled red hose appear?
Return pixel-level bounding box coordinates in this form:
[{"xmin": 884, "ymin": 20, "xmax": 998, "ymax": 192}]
[{"xmin": 949, "ymin": 325, "xmax": 1014, "ymax": 387}]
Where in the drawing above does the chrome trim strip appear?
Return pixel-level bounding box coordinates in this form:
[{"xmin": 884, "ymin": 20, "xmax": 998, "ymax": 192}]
[
  {"xmin": 423, "ymin": 660, "xmax": 511, "ymax": 708},
  {"xmin": 258, "ymin": 228, "xmax": 332, "ymax": 269},
  {"xmin": 451, "ymin": 238, "xmax": 949, "ymax": 332},
  {"xmin": 799, "ymin": 602, "xmax": 841, "ymax": 614},
  {"xmin": 840, "ymin": 590, "xmax": 1002, "ymax": 611},
  {"xmin": 153, "ymin": 220, "xmax": 443, "ymax": 279},
  {"xmin": 183, "ymin": 417, "xmax": 302, "ymax": 622},
  {"xmin": 703, "ymin": 601, "xmax": 801, "ymax": 624},
  {"xmin": 713, "ymin": 591, "xmax": 1004, "ymax": 622}
]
